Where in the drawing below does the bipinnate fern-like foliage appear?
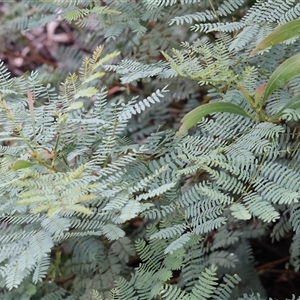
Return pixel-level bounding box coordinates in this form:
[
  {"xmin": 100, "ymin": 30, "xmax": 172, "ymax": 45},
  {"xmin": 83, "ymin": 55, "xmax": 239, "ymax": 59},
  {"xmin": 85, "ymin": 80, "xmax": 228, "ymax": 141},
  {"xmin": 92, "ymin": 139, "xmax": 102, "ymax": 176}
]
[
  {"xmin": 0, "ymin": 45, "xmax": 171, "ymax": 289},
  {"xmin": 1, "ymin": 0, "xmax": 300, "ymax": 299}
]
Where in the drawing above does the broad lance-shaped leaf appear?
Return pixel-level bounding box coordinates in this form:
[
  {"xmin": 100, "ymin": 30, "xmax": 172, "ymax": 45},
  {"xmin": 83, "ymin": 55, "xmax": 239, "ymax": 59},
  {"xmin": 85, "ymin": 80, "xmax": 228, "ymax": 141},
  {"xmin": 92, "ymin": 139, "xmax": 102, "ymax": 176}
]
[
  {"xmin": 254, "ymin": 83, "xmax": 266, "ymax": 106},
  {"xmin": 250, "ymin": 19, "xmax": 300, "ymax": 57},
  {"xmin": 271, "ymin": 93, "xmax": 300, "ymax": 119},
  {"xmin": 10, "ymin": 160, "xmax": 36, "ymax": 170},
  {"xmin": 176, "ymin": 102, "xmax": 252, "ymax": 136},
  {"xmin": 238, "ymin": 85, "xmax": 254, "ymax": 107},
  {"xmin": 262, "ymin": 54, "xmax": 300, "ymax": 104}
]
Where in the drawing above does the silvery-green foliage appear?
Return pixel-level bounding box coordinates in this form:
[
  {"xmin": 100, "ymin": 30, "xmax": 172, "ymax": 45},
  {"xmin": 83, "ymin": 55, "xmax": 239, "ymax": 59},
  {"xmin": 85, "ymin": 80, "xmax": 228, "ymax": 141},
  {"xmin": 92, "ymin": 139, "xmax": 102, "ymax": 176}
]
[{"xmin": 0, "ymin": 0, "xmax": 300, "ymax": 299}]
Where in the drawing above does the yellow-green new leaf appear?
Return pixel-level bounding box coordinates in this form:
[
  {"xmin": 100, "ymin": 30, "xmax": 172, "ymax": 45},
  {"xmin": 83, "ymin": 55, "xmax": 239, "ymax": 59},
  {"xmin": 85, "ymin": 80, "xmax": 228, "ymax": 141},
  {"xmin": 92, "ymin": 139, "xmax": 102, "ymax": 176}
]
[
  {"xmin": 66, "ymin": 101, "xmax": 84, "ymax": 111},
  {"xmin": 10, "ymin": 160, "xmax": 36, "ymax": 170},
  {"xmin": 68, "ymin": 205, "xmax": 93, "ymax": 216},
  {"xmin": 176, "ymin": 102, "xmax": 252, "ymax": 136},
  {"xmin": 32, "ymin": 204, "xmax": 52, "ymax": 214},
  {"xmin": 262, "ymin": 54, "xmax": 300, "ymax": 104},
  {"xmin": 74, "ymin": 87, "xmax": 98, "ymax": 99},
  {"xmin": 76, "ymin": 194, "xmax": 97, "ymax": 203},
  {"xmin": 82, "ymin": 72, "xmax": 105, "ymax": 84},
  {"xmin": 92, "ymin": 51, "xmax": 120, "ymax": 70},
  {"xmin": 250, "ymin": 18, "xmax": 300, "ymax": 57}
]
